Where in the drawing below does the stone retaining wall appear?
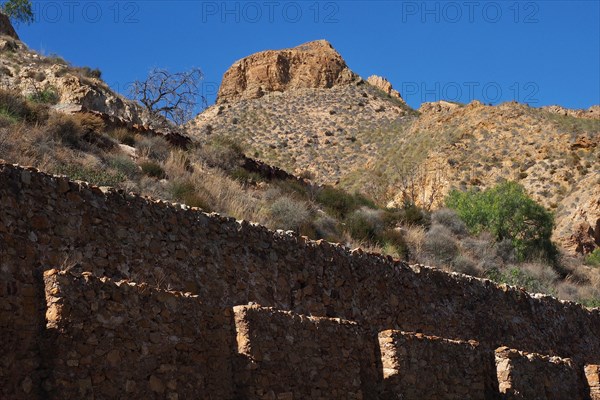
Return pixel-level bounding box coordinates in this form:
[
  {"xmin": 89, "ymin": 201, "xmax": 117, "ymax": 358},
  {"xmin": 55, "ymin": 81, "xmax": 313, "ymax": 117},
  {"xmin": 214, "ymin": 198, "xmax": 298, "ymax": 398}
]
[
  {"xmin": 495, "ymin": 346, "xmax": 584, "ymax": 399},
  {"xmin": 378, "ymin": 330, "xmax": 495, "ymax": 399},
  {"xmin": 42, "ymin": 269, "xmax": 235, "ymax": 399},
  {"xmin": 233, "ymin": 304, "xmax": 377, "ymax": 399}
]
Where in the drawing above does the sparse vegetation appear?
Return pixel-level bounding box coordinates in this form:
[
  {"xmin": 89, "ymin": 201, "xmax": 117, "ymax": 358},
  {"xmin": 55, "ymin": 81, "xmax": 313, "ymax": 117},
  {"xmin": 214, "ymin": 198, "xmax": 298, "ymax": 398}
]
[
  {"xmin": 586, "ymin": 249, "xmax": 600, "ymax": 267},
  {"xmin": 27, "ymin": 87, "xmax": 59, "ymax": 104}
]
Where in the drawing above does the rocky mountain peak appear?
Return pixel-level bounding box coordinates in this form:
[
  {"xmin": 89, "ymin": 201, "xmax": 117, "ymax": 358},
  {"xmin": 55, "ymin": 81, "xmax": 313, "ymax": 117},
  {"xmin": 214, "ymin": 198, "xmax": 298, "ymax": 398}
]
[
  {"xmin": 216, "ymin": 40, "xmax": 358, "ymax": 104},
  {"xmin": 0, "ymin": 12, "xmax": 19, "ymax": 40}
]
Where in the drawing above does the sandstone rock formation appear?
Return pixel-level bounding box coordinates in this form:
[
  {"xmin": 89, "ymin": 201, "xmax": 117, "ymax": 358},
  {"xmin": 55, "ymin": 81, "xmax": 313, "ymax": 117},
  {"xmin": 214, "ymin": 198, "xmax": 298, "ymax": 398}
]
[
  {"xmin": 542, "ymin": 104, "xmax": 600, "ymax": 120},
  {"xmin": 366, "ymin": 75, "xmax": 404, "ymax": 102},
  {"xmin": 216, "ymin": 40, "xmax": 358, "ymax": 103},
  {"xmin": 0, "ymin": 12, "xmax": 18, "ymax": 40},
  {"xmin": 418, "ymin": 100, "xmax": 462, "ymax": 114}
]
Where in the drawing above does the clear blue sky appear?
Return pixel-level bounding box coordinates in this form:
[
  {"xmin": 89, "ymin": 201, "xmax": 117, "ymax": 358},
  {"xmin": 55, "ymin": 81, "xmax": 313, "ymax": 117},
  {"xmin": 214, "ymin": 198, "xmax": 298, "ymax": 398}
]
[{"xmin": 15, "ymin": 0, "xmax": 600, "ymax": 110}]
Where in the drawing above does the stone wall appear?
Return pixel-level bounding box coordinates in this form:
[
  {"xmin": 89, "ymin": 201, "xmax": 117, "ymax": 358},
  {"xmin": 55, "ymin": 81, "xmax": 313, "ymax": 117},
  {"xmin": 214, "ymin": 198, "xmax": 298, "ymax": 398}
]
[
  {"xmin": 0, "ymin": 264, "xmax": 43, "ymax": 399},
  {"xmin": 233, "ymin": 304, "xmax": 377, "ymax": 400},
  {"xmin": 1, "ymin": 161, "xmax": 600, "ymax": 397},
  {"xmin": 495, "ymin": 346, "xmax": 584, "ymax": 399},
  {"xmin": 378, "ymin": 330, "xmax": 495, "ymax": 399},
  {"xmin": 42, "ymin": 269, "xmax": 235, "ymax": 399}
]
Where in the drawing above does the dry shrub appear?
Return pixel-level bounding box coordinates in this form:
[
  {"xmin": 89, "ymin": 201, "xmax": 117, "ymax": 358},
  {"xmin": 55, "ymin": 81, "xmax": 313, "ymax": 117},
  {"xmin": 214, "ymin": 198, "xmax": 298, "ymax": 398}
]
[
  {"xmin": 432, "ymin": 208, "xmax": 468, "ymax": 235},
  {"xmin": 404, "ymin": 225, "xmax": 426, "ymax": 261},
  {"xmin": 312, "ymin": 213, "xmax": 341, "ymax": 241},
  {"xmin": 137, "ymin": 135, "xmax": 170, "ymax": 161},
  {"xmin": 451, "ymin": 255, "xmax": 483, "ymax": 276},
  {"xmin": 422, "ymin": 224, "xmax": 459, "ymax": 265},
  {"xmin": 75, "ymin": 113, "xmax": 105, "ymax": 134},
  {"xmin": 46, "ymin": 112, "xmax": 107, "ymax": 148},
  {"xmin": 197, "ymin": 136, "xmax": 243, "ymax": 171},
  {"xmin": 188, "ymin": 166, "xmax": 260, "ymax": 221},
  {"xmin": 555, "ymin": 281, "xmax": 581, "ymax": 301},
  {"xmin": 163, "ymin": 150, "xmax": 191, "ymax": 179},
  {"xmin": 108, "ymin": 127, "xmax": 136, "ymax": 146},
  {"xmin": 46, "ymin": 113, "xmax": 83, "ymax": 147},
  {"xmin": 266, "ymin": 196, "xmax": 310, "ymax": 231},
  {"xmin": 0, "ymin": 88, "xmax": 48, "ymax": 124}
]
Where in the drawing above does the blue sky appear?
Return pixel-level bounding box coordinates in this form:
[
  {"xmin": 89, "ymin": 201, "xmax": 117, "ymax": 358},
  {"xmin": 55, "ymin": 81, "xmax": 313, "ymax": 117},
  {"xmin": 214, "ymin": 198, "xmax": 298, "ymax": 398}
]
[{"xmin": 15, "ymin": 0, "xmax": 600, "ymax": 110}]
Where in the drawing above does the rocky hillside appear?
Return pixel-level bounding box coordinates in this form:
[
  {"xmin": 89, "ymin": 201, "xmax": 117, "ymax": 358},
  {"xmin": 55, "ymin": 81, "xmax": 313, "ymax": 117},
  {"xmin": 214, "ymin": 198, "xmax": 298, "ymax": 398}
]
[
  {"xmin": 187, "ymin": 41, "xmax": 599, "ymax": 258},
  {"xmin": 188, "ymin": 40, "xmax": 414, "ymax": 183},
  {"xmin": 0, "ymin": 27, "xmax": 148, "ymax": 124}
]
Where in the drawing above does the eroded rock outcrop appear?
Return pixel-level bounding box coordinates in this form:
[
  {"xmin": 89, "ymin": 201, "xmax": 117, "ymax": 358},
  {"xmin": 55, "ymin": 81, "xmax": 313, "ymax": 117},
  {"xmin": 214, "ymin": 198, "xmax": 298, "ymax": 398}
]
[
  {"xmin": 216, "ymin": 40, "xmax": 358, "ymax": 103},
  {"xmin": 418, "ymin": 100, "xmax": 462, "ymax": 114},
  {"xmin": 367, "ymin": 75, "xmax": 404, "ymax": 102},
  {"xmin": 542, "ymin": 105, "xmax": 600, "ymax": 120}
]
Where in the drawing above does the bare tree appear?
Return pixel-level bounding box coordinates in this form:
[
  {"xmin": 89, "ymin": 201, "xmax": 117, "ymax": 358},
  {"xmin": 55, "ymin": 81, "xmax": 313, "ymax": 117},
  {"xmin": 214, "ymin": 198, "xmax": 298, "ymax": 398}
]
[{"xmin": 129, "ymin": 68, "xmax": 206, "ymax": 128}]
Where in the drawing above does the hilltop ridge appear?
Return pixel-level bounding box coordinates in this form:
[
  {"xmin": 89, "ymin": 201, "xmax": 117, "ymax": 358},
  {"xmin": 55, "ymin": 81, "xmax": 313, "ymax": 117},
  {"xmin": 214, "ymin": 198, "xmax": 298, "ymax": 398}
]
[{"xmin": 217, "ymin": 39, "xmax": 359, "ymax": 104}]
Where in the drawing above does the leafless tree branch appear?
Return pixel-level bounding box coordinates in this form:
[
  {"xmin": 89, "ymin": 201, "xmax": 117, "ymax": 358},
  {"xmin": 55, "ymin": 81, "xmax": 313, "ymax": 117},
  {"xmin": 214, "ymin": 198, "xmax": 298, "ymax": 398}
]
[{"xmin": 129, "ymin": 67, "xmax": 207, "ymax": 128}]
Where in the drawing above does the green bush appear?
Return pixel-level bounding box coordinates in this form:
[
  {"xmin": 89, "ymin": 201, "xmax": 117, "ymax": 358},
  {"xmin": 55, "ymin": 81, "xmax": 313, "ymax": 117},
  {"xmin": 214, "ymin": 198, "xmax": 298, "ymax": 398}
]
[
  {"xmin": 168, "ymin": 180, "xmax": 209, "ymax": 209},
  {"xmin": 446, "ymin": 182, "xmax": 557, "ymax": 262},
  {"xmin": 108, "ymin": 155, "xmax": 139, "ymax": 179},
  {"xmin": 229, "ymin": 168, "xmax": 264, "ymax": 185},
  {"xmin": 27, "ymin": 87, "xmax": 59, "ymax": 104},
  {"xmin": 384, "ymin": 202, "xmax": 430, "ymax": 227},
  {"xmin": 316, "ymin": 186, "xmax": 375, "ymax": 219},
  {"xmin": 345, "ymin": 207, "xmax": 384, "ymax": 241},
  {"xmin": 140, "ymin": 160, "xmax": 166, "ymax": 179},
  {"xmin": 56, "ymin": 164, "xmax": 125, "ymax": 187},
  {"xmin": 312, "ymin": 214, "xmax": 342, "ymax": 242},
  {"xmin": 380, "ymin": 228, "xmax": 409, "ymax": 259},
  {"xmin": 585, "ymin": 249, "xmax": 600, "ymax": 267}
]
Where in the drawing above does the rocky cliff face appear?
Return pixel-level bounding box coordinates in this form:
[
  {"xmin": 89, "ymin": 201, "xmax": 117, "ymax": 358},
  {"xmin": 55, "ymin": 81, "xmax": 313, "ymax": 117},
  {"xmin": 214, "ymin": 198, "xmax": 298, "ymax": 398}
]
[
  {"xmin": 0, "ymin": 13, "xmax": 18, "ymax": 40},
  {"xmin": 367, "ymin": 75, "xmax": 404, "ymax": 102},
  {"xmin": 216, "ymin": 40, "xmax": 358, "ymax": 104}
]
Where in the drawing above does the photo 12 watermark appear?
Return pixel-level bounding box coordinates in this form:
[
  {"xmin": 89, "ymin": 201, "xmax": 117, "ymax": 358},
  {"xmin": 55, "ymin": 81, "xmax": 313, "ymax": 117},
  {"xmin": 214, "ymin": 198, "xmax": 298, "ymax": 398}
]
[
  {"xmin": 401, "ymin": 81, "xmax": 540, "ymax": 105},
  {"xmin": 199, "ymin": 1, "xmax": 340, "ymax": 24},
  {"xmin": 30, "ymin": 1, "xmax": 141, "ymax": 24},
  {"xmin": 400, "ymin": 1, "xmax": 540, "ymax": 23}
]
